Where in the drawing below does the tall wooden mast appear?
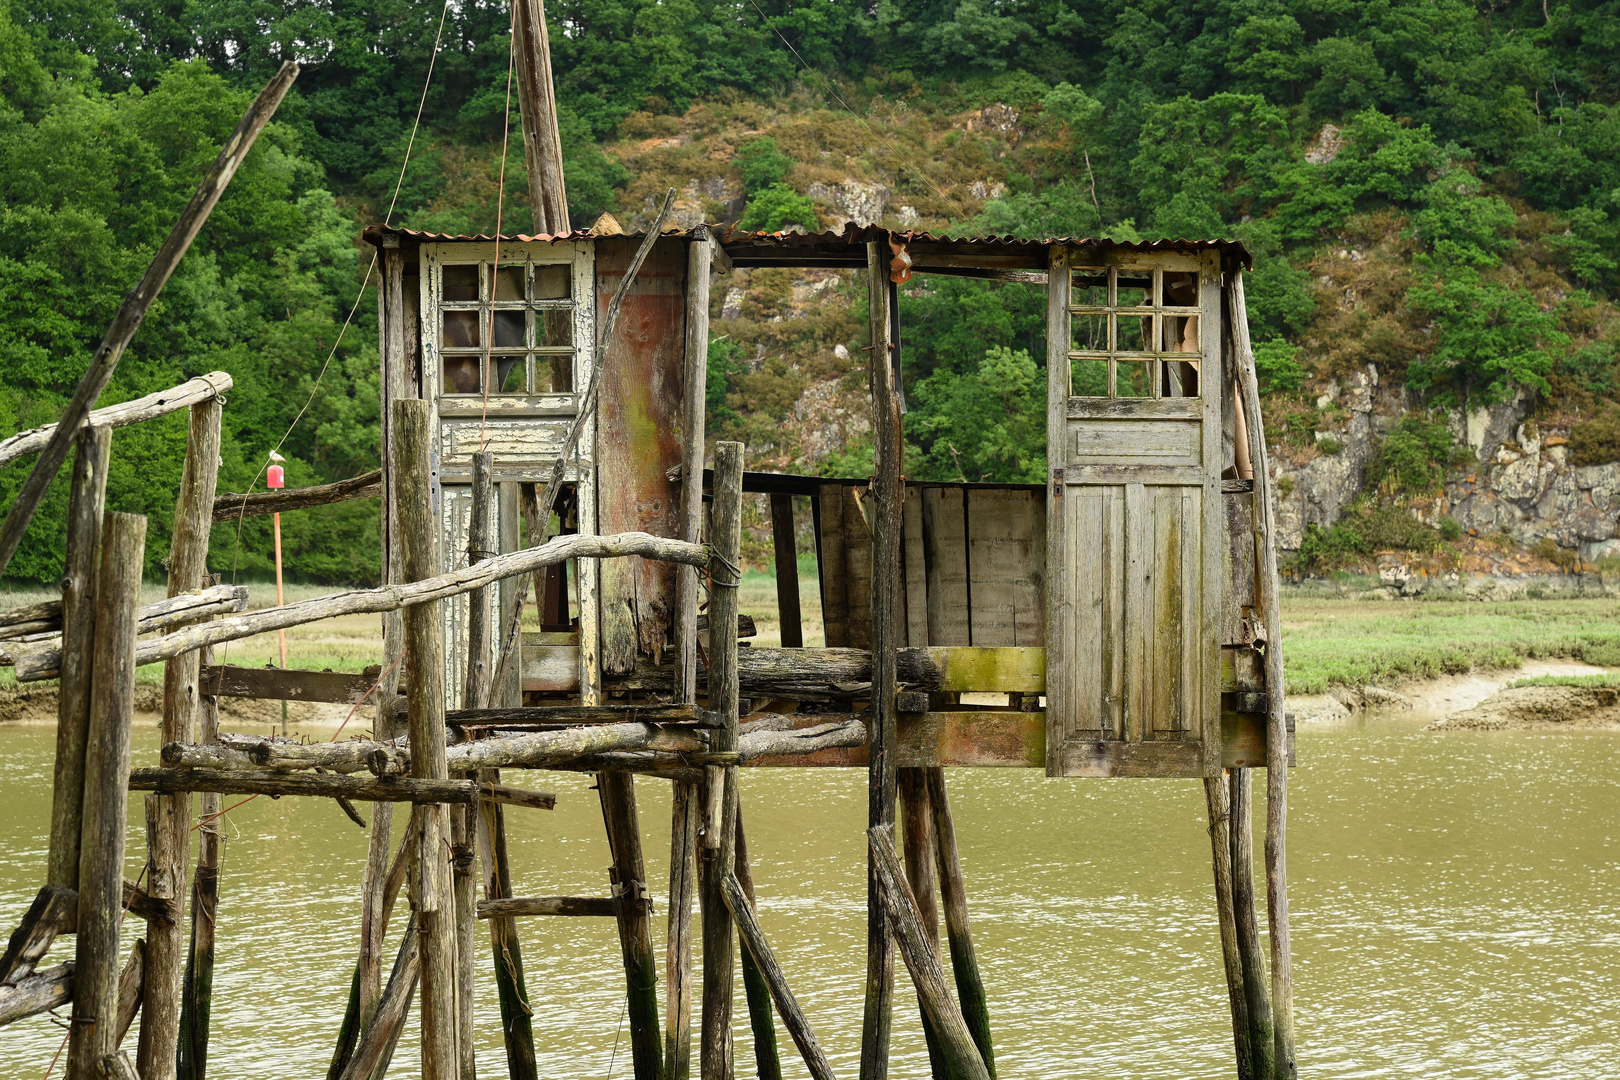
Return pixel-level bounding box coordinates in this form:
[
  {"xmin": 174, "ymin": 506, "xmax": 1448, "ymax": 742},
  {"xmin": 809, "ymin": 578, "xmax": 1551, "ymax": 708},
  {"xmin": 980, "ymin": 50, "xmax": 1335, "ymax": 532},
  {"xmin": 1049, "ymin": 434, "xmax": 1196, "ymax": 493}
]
[{"xmin": 512, "ymin": 0, "xmax": 570, "ymax": 234}]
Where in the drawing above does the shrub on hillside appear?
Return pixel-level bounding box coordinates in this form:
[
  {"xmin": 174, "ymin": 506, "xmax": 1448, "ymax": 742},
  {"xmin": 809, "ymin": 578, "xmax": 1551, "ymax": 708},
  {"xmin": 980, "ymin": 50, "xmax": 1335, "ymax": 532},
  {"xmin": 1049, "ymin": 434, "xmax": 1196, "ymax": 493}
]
[
  {"xmin": 1569, "ymin": 404, "xmax": 1620, "ymax": 466},
  {"xmin": 1365, "ymin": 415, "xmax": 1467, "ymax": 495}
]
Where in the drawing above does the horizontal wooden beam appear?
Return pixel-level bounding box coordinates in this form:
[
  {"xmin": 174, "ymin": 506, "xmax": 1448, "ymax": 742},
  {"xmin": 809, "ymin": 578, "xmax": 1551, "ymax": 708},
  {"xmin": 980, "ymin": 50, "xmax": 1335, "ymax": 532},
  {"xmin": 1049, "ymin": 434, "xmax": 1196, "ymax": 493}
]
[
  {"xmin": 0, "ymin": 372, "xmax": 232, "ymax": 469},
  {"xmin": 447, "ymin": 702, "xmax": 718, "ymax": 729},
  {"xmin": 0, "ymin": 962, "xmax": 73, "ymax": 1027},
  {"xmin": 2, "ymin": 585, "xmax": 247, "ymax": 649},
  {"xmin": 476, "ymin": 896, "xmax": 639, "ymax": 919},
  {"xmin": 212, "ymin": 469, "xmax": 381, "ymax": 522},
  {"xmin": 201, "ymin": 664, "xmax": 382, "ymax": 704},
  {"xmin": 128, "ymin": 768, "xmax": 556, "ymax": 807}
]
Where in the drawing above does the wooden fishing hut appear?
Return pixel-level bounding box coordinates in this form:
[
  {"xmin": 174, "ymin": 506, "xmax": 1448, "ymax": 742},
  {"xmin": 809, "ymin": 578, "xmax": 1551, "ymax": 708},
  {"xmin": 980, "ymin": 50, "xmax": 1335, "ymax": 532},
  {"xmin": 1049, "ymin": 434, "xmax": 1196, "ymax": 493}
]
[{"xmin": 0, "ymin": 62, "xmax": 1297, "ymax": 1080}]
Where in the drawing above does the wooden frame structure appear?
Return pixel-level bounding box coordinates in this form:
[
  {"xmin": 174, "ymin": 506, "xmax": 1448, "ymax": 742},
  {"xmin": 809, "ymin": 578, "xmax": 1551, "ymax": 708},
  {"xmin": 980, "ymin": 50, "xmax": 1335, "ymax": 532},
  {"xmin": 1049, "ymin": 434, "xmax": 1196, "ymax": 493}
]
[{"xmin": 1, "ymin": 214, "xmax": 1297, "ymax": 1080}]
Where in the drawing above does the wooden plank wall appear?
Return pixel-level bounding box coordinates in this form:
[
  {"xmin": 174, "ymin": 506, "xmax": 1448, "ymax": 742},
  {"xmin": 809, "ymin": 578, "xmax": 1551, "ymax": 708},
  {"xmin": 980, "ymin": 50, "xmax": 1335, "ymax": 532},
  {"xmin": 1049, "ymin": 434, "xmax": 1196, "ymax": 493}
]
[
  {"xmin": 595, "ymin": 237, "xmax": 687, "ymax": 675},
  {"xmin": 815, "ymin": 483, "xmax": 1045, "ymax": 650}
]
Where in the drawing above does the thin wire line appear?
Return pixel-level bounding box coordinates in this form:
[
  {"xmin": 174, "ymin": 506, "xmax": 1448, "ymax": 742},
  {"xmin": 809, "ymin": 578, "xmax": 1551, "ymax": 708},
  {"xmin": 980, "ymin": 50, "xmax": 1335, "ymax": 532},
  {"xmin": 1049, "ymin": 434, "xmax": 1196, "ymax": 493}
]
[{"xmin": 743, "ymin": 0, "xmax": 970, "ymax": 221}]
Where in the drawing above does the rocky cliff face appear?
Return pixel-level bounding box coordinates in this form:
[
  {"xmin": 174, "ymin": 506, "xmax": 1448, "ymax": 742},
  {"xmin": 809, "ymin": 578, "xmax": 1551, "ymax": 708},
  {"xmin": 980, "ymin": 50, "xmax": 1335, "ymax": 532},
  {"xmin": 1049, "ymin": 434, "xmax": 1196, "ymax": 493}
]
[{"xmin": 1270, "ymin": 364, "xmax": 1620, "ymax": 571}]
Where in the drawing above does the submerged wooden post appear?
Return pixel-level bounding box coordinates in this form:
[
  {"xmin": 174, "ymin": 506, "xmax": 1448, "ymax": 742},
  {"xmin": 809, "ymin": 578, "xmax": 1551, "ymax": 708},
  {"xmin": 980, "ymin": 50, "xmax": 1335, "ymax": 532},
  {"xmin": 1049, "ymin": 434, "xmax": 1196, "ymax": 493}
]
[
  {"xmin": 701, "ymin": 441, "xmax": 744, "ymax": 1080},
  {"xmin": 478, "ymin": 479, "xmax": 539, "ymax": 1080},
  {"xmin": 868, "ymin": 826, "xmax": 989, "ymax": 1080},
  {"xmin": 720, "ymin": 873, "xmax": 836, "ymax": 1080},
  {"xmin": 1204, "ymin": 773, "xmax": 1253, "ymax": 1078},
  {"xmin": 666, "ymin": 230, "xmax": 711, "ymax": 1080},
  {"xmin": 734, "ymin": 808, "xmax": 781, "ymax": 1080},
  {"xmin": 923, "ymin": 768, "xmax": 994, "ymax": 1077},
  {"xmin": 1230, "ymin": 272, "xmax": 1295, "ymax": 1078},
  {"xmin": 141, "ymin": 395, "xmax": 222, "ymax": 1080},
  {"xmin": 599, "ymin": 772, "xmax": 662, "ymax": 1080},
  {"xmin": 898, "ymin": 769, "xmax": 945, "ymax": 1078},
  {"xmin": 66, "ymin": 511, "xmax": 147, "ymax": 1080},
  {"xmin": 1231, "ymin": 768, "xmax": 1275, "ymax": 1078},
  {"xmin": 395, "ymin": 398, "xmax": 459, "ymax": 1080},
  {"xmin": 452, "ymin": 451, "xmax": 495, "ymax": 1080},
  {"xmin": 861, "ymin": 241, "xmax": 901, "ymax": 1080},
  {"xmin": 46, "ymin": 424, "xmax": 110, "ymax": 891},
  {"xmin": 178, "ymin": 648, "xmax": 222, "ymax": 1080}
]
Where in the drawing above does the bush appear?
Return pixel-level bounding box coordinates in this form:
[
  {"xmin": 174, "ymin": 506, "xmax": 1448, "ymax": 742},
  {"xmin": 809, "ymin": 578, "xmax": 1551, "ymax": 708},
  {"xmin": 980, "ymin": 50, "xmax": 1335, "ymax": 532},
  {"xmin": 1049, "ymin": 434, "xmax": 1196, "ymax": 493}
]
[
  {"xmin": 1316, "ymin": 436, "xmax": 1343, "ymax": 455},
  {"xmin": 1253, "ymin": 338, "xmax": 1307, "ymax": 394},
  {"xmin": 736, "ymin": 137, "xmax": 793, "ymax": 193},
  {"xmin": 1365, "ymin": 415, "xmax": 1459, "ymax": 495},
  {"xmin": 1533, "ymin": 537, "xmax": 1581, "ymax": 573},
  {"xmin": 1292, "ymin": 498, "xmax": 1442, "ymax": 573},
  {"xmin": 1570, "ymin": 404, "xmax": 1620, "ymax": 466},
  {"xmin": 1437, "ymin": 515, "xmax": 1462, "ymax": 542},
  {"xmin": 739, "ymin": 183, "xmax": 819, "ymax": 233}
]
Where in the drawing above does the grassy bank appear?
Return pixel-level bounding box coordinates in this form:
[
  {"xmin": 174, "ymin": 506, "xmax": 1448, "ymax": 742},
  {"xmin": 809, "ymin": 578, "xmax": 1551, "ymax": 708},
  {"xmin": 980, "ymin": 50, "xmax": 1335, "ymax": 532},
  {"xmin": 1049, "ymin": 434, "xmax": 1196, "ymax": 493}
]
[{"xmin": 1279, "ymin": 596, "xmax": 1620, "ymax": 695}]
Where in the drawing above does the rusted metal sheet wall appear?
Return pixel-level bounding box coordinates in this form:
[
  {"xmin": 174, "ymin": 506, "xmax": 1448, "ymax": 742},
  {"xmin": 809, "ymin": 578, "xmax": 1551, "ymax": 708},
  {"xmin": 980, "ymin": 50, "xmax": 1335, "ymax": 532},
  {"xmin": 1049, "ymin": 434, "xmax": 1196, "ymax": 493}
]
[{"xmin": 594, "ymin": 236, "xmax": 687, "ymax": 675}]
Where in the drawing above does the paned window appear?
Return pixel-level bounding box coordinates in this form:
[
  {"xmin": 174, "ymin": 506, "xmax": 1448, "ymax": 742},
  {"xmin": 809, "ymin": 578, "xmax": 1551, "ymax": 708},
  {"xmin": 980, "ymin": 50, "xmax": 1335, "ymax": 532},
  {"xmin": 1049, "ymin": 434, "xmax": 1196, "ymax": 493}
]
[{"xmin": 1068, "ymin": 266, "xmax": 1201, "ymax": 398}]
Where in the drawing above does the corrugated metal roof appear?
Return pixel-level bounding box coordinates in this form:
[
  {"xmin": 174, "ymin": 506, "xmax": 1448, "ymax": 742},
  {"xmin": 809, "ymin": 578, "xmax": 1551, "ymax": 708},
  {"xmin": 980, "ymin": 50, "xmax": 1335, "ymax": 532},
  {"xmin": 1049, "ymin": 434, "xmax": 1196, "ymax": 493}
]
[{"xmin": 363, "ymin": 221, "xmax": 1251, "ymax": 268}]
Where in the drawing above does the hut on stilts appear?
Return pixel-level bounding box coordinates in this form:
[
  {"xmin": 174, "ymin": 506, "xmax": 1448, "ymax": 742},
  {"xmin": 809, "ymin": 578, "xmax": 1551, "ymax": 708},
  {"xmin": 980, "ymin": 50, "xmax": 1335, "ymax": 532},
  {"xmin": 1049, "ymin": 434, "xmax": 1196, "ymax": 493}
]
[{"xmin": 0, "ymin": 13, "xmax": 1296, "ymax": 1080}]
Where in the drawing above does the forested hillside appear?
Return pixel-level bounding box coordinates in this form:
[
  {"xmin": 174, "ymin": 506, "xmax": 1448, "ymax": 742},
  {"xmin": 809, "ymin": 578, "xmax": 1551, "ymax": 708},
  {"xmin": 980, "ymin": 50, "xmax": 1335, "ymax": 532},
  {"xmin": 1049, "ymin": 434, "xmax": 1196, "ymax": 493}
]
[{"xmin": 3, "ymin": 0, "xmax": 1617, "ymax": 582}]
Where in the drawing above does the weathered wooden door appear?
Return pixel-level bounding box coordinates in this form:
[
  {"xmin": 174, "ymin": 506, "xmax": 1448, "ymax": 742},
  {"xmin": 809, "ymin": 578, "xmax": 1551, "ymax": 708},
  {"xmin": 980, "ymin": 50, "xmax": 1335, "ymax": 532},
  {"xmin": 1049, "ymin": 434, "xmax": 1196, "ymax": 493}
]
[{"xmin": 1044, "ymin": 246, "xmax": 1224, "ymax": 777}]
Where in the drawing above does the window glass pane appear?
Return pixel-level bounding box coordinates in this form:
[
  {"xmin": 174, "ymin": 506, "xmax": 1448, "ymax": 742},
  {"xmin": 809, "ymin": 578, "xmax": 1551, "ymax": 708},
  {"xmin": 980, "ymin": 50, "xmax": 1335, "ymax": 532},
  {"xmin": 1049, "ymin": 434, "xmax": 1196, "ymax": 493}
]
[
  {"xmin": 1115, "ymin": 312, "xmax": 1150, "ymax": 352},
  {"xmin": 442, "ymin": 265, "xmax": 479, "ymax": 302},
  {"xmin": 537, "ymin": 310, "xmax": 574, "ymax": 349},
  {"xmin": 1071, "ymin": 359, "xmax": 1109, "ymax": 397},
  {"xmin": 1117, "ymin": 271, "xmax": 1150, "ymax": 308},
  {"xmin": 1117, "ymin": 361, "xmax": 1154, "ymax": 398},
  {"xmin": 494, "ymin": 265, "xmax": 525, "ymax": 301},
  {"xmin": 493, "ymin": 310, "xmax": 526, "ymax": 348},
  {"xmin": 491, "ymin": 355, "xmax": 526, "ymax": 394},
  {"xmin": 443, "ymin": 356, "xmax": 481, "ymax": 394},
  {"xmin": 542, "ymin": 356, "xmax": 574, "ymax": 393},
  {"xmin": 442, "ymin": 310, "xmax": 481, "ymax": 348},
  {"xmin": 1072, "ymin": 312, "xmax": 1107, "ymax": 352},
  {"xmin": 534, "ymin": 263, "xmax": 571, "ymax": 299},
  {"xmin": 1071, "ymin": 269, "xmax": 1107, "ymax": 306},
  {"xmin": 1163, "ymin": 271, "xmax": 1198, "ymax": 307}
]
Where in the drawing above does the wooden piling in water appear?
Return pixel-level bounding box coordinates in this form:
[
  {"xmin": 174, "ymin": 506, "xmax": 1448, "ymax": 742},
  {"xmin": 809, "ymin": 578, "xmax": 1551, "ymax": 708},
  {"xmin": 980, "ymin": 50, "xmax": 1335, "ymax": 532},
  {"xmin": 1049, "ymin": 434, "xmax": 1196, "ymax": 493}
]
[
  {"xmin": 1231, "ymin": 768, "xmax": 1275, "ymax": 1078},
  {"xmin": 599, "ymin": 771, "xmax": 662, "ymax": 1080},
  {"xmin": 664, "ymin": 780, "xmax": 699, "ymax": 1080},
  {"xmin": 720, "ymin": 873, "xmax": 836, "ymax": 1080},
  {"xmin": 923, "ymin": 767, "xmax": 994, "ymax": 1077},
  {"xmin": 477, "ymin": 477, "xmax": 538, "ymax": 1080},
  {"xmin": 868, "ymin": 825, "xmax": 989, "ymax": 1080},
  {"xmin": 861, "ymin": 241, "xmax": 902, "ymax": 1080},
  {"xmin": 66, "ymin": 511, "xmax": 146, "ymax": 1080},
  {"xmin": 142, "ymin": 395, "xmax": 222, "ymax": 1080},
  {"xmin": 735, "ymin": 808, "xmax": 781, "ymax": 1080},
  {"xmin": 1204, "ymin": 773, "xmax": 1253, "ymax": 1078},
  {"xmin": 47, "ymin": 424, "xmax": 109, "ymax": 892},
  {"xmin": 395, "ymin": 399, "xmax": 459, "ymax": 1080},
  {"xmin": 898, "ymin": 768, "xmax": 946, "ymax": 1079},
  {"xmin": 1230, "ymin": 273, "xmax": 1295, "ymax": 1078},
  {"xmin": 453, "ymin": 450, "xmax": 495, "ymax": 1080},
  {"xmin": 700, "ymin": 441, "xmax": 744, "ymax": 1080},
  {"xmin": 178, "ymin": 648, "xmax": 221, "ymax": 1080}
]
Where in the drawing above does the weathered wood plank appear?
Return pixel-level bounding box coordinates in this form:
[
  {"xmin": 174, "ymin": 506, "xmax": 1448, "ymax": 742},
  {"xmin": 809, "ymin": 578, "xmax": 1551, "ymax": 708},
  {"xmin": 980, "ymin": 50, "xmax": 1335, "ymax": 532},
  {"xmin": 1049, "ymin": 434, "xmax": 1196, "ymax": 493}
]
[
  {"xmin": 0, "ymin": 886, "xmax": 76, "ymax": 984},
  {"xmin": 1223, "ymin": 491, "xmax": 1258, "ymax": 646},
  {"xmin": 0, "ymin": 962, "xmax": 74, "ymax": 1027},
  {"xmin": 597, "ymin": 236, "xmax": 686, "ymax": 676},
  {"xmin": 921, "ymin": 487, "xmax": 970, "ymax": 647},
  {"xmin": 477, "ymin": 897, "xmax": 626, "ymax": 919},
  {"xmin": 816, "ymin": 483, "xmax": 850, "ymax": 648},
  {"xmin": 966, "ymin": 489, "xmax": 1046, "ymax": 647},
  {"xmin": 201, "ymin": 665, "xmax": 383, "ymax": 704},
  {"xmin": 770, "ymin": 493, "xmax": 804, "ymax": 649},
  {"xmin": 902, "ymin": 487, "xmax": 928, "ymax": 647}
]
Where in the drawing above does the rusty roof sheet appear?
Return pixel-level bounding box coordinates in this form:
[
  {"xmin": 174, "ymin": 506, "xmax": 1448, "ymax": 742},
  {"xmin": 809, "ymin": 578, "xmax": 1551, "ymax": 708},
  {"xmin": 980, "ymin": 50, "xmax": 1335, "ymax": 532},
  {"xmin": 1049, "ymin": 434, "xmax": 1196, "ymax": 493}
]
[{"xmin": 362, "ymin": 221, "xmax": 1251, "ymax": 267}]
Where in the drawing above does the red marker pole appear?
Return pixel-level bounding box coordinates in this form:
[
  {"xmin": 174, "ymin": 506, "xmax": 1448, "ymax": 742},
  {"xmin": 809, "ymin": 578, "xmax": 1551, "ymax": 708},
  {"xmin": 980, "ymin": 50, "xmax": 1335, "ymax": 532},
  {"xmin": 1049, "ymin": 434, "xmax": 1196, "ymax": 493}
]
[{"xmin": 268, "ymin": 462, "xmax": 288, "ymax": 733}]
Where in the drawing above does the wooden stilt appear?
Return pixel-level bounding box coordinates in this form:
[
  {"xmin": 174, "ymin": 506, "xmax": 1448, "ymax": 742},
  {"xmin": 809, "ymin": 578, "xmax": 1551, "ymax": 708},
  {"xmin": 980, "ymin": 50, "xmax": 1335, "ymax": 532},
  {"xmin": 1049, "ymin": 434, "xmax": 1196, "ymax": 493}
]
[
  {"xmin": 117, "ymin": 940, "xmax": 145, "ymax": 1046},
  {"xmin": 338, "ymin": 913, "xmax": 421, "ymax": 1080},
  {"xmin": 66, "ymin": 511, "xmax": 147, "ymax": 1080},
  {"xmin": 720, "ymin": 873, "xmax": 836, "ymax": 1080},
  {"xmin": 1204, "ymin": 773, "xmax": 1253, "ymax": 1079},
  {"xmin": 478, "ymin": 479, "xmax": 538, "ymax": 1080},
  {"xmin": 898, "ymin": 769, "xmax": 946, "ymax": 1079},
  {"xmin": 701, "ymin": 442, "xmax": 744, "ymax": 1080},
  {"xmin": 395, "ymin": 399, "xmax": 459, "ymax": 1080},
  {"xmin": 453, "ymin": 451, "xmax": 496, "ymax": 1080},
  {"xmin": 666, "ymin": 230, "xmax": 710, "ymax": 1080},
  {"xmin": 141, "ymin": 396, "xmax": 222, "ymax": 1080},
  {"xmin": 861, "ymin": 241, "xmax": 902, "ymax": 1080},
  {"xmin": 598, "ymin": 771, "xmax": 662, "ymax": 1080},
  {"xmin": 734, "ymin": 808, "xmax": 781, "ymax": 1080},
  {"xmin": 665, "ymin": 782, "xmax": 699, "ymax": 1080},
  {"xmin": 868, "ymin": 826, "xmax": 989, "ymax": 1080},
  {"xmin": 177, "ymin": 649, "xmax": 221, "ymax": 1080},
  {"xmin": 923, "ymin": 768, "xmax": 994, "ymax": 1077},
  {"xmin": 47, "ymin": 425, "xmax": 110, "ymax": 893},
  {"xmin": 1229, "ymin": 273, "xmax": 1295, "ymax": 1079},
  {"xmin": 1231, "ymin": 768, "xmax": 1275, "ymax": 1078}
]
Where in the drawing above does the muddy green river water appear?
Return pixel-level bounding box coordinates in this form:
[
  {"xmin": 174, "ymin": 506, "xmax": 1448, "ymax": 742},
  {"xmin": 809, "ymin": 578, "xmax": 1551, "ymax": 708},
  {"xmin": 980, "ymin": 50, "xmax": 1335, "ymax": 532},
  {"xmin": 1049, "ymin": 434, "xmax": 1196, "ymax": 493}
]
[{"xmin": 1, "ymin": 713, "xmax": 1616, "ymax": 1078}]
